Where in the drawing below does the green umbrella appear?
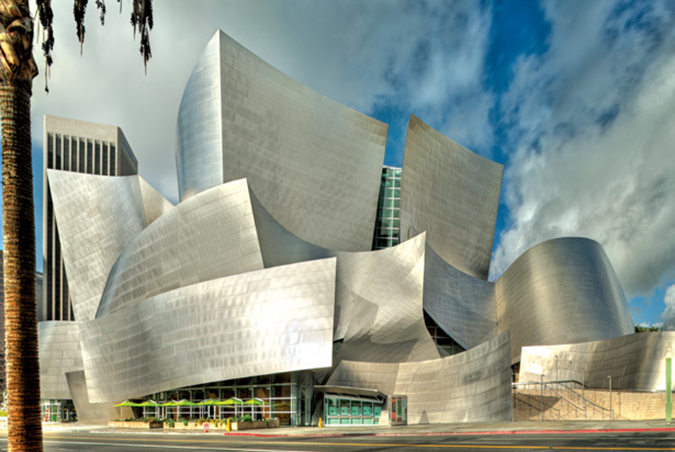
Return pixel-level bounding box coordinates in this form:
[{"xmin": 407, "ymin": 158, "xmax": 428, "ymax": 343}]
[
  {"xmin": 215, "ymin": 397, "xmax": 243, "ymax": 419},
  {"xmin": 113, "ymin": 400, "xmax": 143, "ymax": 420},
  {"xmin": 199, "ymin": 398, "xmax": 219, "ymax": 418},
  {"xmin": 139, "ymin": 400, "xmax": 159, "ymax": 418},
  {"xmin": 243, "ymin": 398, "xmax": 265, "ymax": 420},
  {"xmin": 114, "ymin": 400, "xmax": 144, "ymax": 407},
  {"xmin": 215, "ymin": 397, "xmax": 243, "ymax": 406},
  {"xmin": 161, "ymin": 399, "xmax": 200, "ymax": 420}
]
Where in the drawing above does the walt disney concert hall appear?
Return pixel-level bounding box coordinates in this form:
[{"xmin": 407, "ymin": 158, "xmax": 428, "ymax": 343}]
[{"xmin": 39, "ymin": 30, "xmax": 675, "ymax": 425}]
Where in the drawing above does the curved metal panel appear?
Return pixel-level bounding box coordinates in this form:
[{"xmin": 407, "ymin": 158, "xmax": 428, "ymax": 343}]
[
  {"xmin": 495, "ymin": 237, "xmax": 634, "ymax": 364},
  {"xmin": 249, "ymin": 188, "xmax": 335, "ymax": 268},
  {"xmin": 66, "ymin": 370, "xmax": 118, "ymax": 423},
  {"xmin": 80, "ymin": 259, "xmax": 336, "ymax": 403},
  {"xmin": 336, "ymin": 232, "xmax": 440, "ymax": 364},
  {"xmin": 139, "ymin": 177, "xmax": 174, "ymax": 225},
  {"xmin": 38, "ymin": 321, "xmax": 83, "ymax": 399},
  {"xmin": 400, "ymin": 114, "xmax": 503, "ymax": 279},
  {"xmin": 423, "ymin": 242, "xmax": 497, "ymax": 350},
  {"xmin": 176, "ymin": 30, "xmax": 387, "ymax": 252},
  {"xmin": 176, "ymin": 32, "xmax": 223, "ymax": 201},
  {"xmin": 47, "ymin": 170, "xmax": 147, "ymax": 321},
  {"xmin": 97, "ymin": 179, "xmax": 264, "ymax": 318},
  {"xmin": 327, "ymin": 332, "xmax": 513, "ymax": 424},
  {"xmin": 251, "ymin": 191, "xmax": 438, "ymax": 362},
  {"xmin": 519, "ymin": 332, "xmax": 675, "ymax": 391}
]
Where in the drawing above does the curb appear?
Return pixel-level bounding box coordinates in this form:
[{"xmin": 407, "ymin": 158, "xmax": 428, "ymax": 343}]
[{"xmin": 222, "ymin": 427, "xmax": 675, "ymax": 438}]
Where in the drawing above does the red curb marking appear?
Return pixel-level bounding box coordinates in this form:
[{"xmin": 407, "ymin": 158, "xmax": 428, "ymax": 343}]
[{"xmin": 223, "ymin": 427, "xmax": 675, "ymax": 438}]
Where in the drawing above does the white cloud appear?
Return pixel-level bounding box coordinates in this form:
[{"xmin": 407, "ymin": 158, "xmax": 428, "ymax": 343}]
[
  {"xmin": 663, "ymin": 285, "xmax": 675, "ymax": 331},
  {"xmin": 491, "ymin": 0, "xmax": 675, "ymax": 301}
]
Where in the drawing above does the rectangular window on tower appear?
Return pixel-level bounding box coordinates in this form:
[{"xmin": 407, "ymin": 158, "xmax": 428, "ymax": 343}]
[
  {"xmin": 86, "ymin": 140, "xmax": 93, "ymax": 174},
  {"xmin": 95, "ymin": 141, "xmax": 101, "ymax": 174},
  {"xmin": 102, "ymin": 143, "xmax": 109, "ymax": 175}
]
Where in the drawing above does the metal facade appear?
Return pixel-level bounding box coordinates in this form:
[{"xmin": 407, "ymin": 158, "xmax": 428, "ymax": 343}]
[
  {"xmin": 80, "ymin": 259, "xmax": 336, "ymax": 403},
  {"xmin": 176, "ymin": 30, "xmax": 387, "ymax": 252},
  {"xmin": 495, "ymin": 238, "xmax": 635, "ymax": 364},
  {"xmin": 327, "ymin": 332, "xmax": 513, "ymax": 424},
  {"xmin": 335, "ymin": 233, "xmax": 440, "ymax": 364},
  {"xmin": 400, "ymin": 114, "xmax": 503, "ymax": 280},
  {"xmin": 250, "ymin": 190, "xmax": 439, "ymax": 362},
  {"xmin": 139, "ymin": 177, "xmax": 174, "ymax": 225},
  {"xmin": 519, "ymin": 332, "xmax": 675, "ymax": 391},
  {"xmin": 43, "ymin": 115, "xmax": 138, "ymax": 321},
  {"xmin": 38, "ymin": 321, "xmax": 83, "ymax": 399},
  {"xmin": 47, "ymin": 170, "xmax": 148, "ymax": 321},
  {"xmin": 423, "ymin": 243, "xmax": 497, "ymax": 350},
  {"xmin": 66, "ymin": 370, "xmax": 118, "ymax": 423},
  {"xmin": 96, "ymin": 179, "xmax": 264, "ymax": 317}
]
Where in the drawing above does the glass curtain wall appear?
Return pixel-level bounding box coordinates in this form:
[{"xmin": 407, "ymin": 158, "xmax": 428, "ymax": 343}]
[
  {"xmin": 149, "ymin": 372, "xmax": 311, "ymax": 426},
  {"xmin": 372, "ymin": 167, "xmax": 402, "ymax": 250}
]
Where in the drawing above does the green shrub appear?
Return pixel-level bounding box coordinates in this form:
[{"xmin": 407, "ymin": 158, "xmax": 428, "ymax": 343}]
[
  {"xmin": 167, "ymin": 420, "xmax": 175, "ymax": 428},
  {"xmin": 241, "ymin": 414, "xmax": 252, "ymax": 423}
]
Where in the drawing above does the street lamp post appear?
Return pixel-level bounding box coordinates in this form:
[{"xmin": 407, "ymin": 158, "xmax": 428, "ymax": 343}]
[
  {"xmin": 608, "ymin": 375, "xmax": 613, "ymax": 421},
  {"xmin": 540, "ymin": 374, "xmax": 545, "ymax": 421}
]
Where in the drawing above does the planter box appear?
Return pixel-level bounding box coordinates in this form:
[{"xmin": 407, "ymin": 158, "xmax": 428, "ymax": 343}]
[
  {"xmin": 108, "ymin": 421, "xmax": 163, "ymax": 429},
  {"xmin": 231, "ymin": 419, "xmax": 280, "ymax": 431},
  {"xmin": 167, "ymin": 421, "xmax": 231, "ymax": 430}
]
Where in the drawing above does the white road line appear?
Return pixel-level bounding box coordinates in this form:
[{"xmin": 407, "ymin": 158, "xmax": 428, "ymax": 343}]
[{"xmin": 43, "ymin": 440, "xmax": 319, "ymax": 452}]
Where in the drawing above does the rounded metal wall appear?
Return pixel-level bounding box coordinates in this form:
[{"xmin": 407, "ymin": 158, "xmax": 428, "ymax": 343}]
[{"xmin": 496, "ymin": 237, "xmax": 634, "ymax": 363}]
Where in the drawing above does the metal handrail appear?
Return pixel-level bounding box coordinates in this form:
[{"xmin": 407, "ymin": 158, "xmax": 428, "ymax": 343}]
[
  {"xmin": 556, "ymin": 381, "xmax": 612, "ymax": 416},
  {"xmin": 513, "ymin": 380, "xmax": 613, "ymax": 420}
]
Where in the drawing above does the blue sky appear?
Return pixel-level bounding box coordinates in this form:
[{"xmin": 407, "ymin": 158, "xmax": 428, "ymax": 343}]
[{"xmin": 5, "ymin": 0, "xmax": 675, "ymax": 327}]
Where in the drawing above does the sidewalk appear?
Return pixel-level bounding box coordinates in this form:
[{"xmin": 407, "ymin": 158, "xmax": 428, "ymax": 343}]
[{"xmin": 40, "ymin": 419, "xmax": 675, "ymax": 437}]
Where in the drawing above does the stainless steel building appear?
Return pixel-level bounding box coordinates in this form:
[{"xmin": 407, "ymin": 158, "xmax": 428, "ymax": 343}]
[
  {"xmin": 43, "ymin": 115, "xmax": 139, "ymax": 321},
  {"xmin": 38, "ymin": 29, "xmax": 652, "ymax": 427},
  {"xmin": 400, "ymin": 114, "xmax": 503, "ymax": 280},
  {"xmin": 495, "ymin": 237, "xmax": 635, "ymax": 364},
  {"xmin": 176, "ymin": 31, "xmax": 387, "ymax": 253}
]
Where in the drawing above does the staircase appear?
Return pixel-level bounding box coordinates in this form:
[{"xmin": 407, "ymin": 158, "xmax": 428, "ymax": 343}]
[{"xmin": 513, "ymin": 380, "xmax": 614, "ymax": 421}]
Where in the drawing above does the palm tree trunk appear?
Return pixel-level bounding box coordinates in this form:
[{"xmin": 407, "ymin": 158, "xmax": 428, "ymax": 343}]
[{"xmin": 1, "ymin": 79, "xmax": 43, "ymax": 451}]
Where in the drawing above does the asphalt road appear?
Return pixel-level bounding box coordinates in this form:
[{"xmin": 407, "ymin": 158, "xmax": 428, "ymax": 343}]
[{"xmin": 1, "ymin": 431, "xmax": 674, "ymax": 451}]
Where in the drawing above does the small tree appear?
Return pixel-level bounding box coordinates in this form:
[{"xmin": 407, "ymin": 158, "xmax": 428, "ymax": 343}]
[{"xmin": 0, "ymin": 1, "xmax": 153, "ymax": 450}]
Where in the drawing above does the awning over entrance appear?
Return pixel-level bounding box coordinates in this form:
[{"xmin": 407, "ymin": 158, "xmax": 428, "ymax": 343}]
[{"xmin": 314, "ymin": 385, "xmax": 387, "ymax": 402}]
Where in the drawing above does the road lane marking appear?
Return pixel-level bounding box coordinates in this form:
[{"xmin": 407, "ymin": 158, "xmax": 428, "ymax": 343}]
[
  {"xmin": 44, "ymin": 440, "xmax": 320, "ymax": 452},
  {"xmin": 25, "ymin": 435, "xmax": 675, "ymax": 451}
]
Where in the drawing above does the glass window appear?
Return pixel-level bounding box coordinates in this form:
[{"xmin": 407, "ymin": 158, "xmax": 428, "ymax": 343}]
[
  {"xmin": 54, "ymin": 134, "xmax": 62, "ymax": 170},
  {"xmin": 79, "ymin": 138, "xmax": 86, "ymax": 172},
  {"xmin": 95, "ymin": 141, "xmax": 101, "ymax": 174},
  {"xmin": 63, "ymin": 137, "xmax": 70, "ymax": 171},
  {"xmin": 86, "ymin": 140, "xmax": 93, "ymax": 174},
  {"xmin": 102, "ymin": 143, "xmax": 108, "ymax": 175},
  {"xmin": 70, "ymin": 137, "xmax": 78, "ymax": 170},
  {"xmin": 109, "ymin": 144, "xmax": 116, "ymax": 174},
  {"xmin": 47, "ymin": 133, "xmax": 54, "ymax": 169}
]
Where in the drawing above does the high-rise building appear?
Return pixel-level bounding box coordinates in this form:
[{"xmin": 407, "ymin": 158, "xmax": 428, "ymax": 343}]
[
  {"xmin": 42, "ymin": 116, "xmax": 138, "ymax": 321},
  {"xmin": 372, "ymin": 166, "xmax": 401, "ymax": 250}
]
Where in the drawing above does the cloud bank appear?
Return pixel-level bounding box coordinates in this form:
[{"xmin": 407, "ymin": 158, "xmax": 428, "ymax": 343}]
[{"xmin": 491, "ymin": 1, "xmax": 675, "ymax": 302}]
